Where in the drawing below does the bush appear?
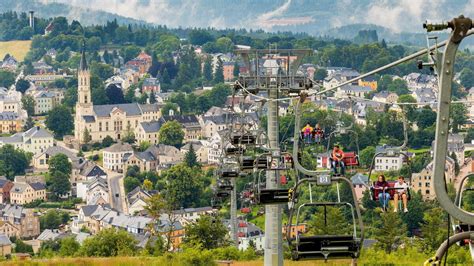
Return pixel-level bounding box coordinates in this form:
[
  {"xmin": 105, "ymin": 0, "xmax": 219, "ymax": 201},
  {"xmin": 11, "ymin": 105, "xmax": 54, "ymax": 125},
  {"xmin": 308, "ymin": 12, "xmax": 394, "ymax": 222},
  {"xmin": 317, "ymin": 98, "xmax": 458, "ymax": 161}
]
[
  {"xmin": 92, "ymin": 142, "xmax": 102, "ymax": 150},
  {"xmin": 81, "ymin": 145, "xmax": 89, "ymax": 152},
  {"xmin": 178, "ymin": 247, "xmax": 216, "ymax": 266}
]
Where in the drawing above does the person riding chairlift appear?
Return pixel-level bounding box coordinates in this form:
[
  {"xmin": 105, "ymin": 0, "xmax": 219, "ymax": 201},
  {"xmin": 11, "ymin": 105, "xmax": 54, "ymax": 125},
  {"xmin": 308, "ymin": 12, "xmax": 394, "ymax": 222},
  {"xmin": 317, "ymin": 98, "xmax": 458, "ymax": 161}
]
[
  {"xmin": 301, "ymin": 123, "xmax": 313, "ymax": 144},
  {"xmin": 375, "ymin": 174, "xmax": 390, "ymax": 212},
  {"xmin": 394, "ymin": 176, "xmax": 409, "ymax": 213},
  {"xmin": 313, "ymin": 124, "xmax": 325, "ymax": 144},
  {"xmin": 331, "ymin": 145, "xmax": 345, "ymax": 176}
]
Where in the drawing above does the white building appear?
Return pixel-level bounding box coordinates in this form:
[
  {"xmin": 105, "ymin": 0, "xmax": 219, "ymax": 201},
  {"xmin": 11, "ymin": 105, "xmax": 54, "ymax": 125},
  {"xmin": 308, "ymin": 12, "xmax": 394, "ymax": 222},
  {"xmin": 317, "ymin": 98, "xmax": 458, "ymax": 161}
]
[
  {"xmin": 0, "ymin": 126, "xmax": 54, "ymax": 155},
  {"xmin": 0, "ymin": 87, "xmax": 23, "ymax": 115},
  {"xmin": 103, "ymin": 143, "xmax": 133, "ymax": 172},
  {"xmin": 180, "ymin": 141, "xmax": 209, "ymax": 164},
  {"xmin": 33, "ymin": 91, "xmax": 63, "ymax": 115},
  {"xmin": 373, "ymin": 146, "xmax": 407, "ymax": 172}
]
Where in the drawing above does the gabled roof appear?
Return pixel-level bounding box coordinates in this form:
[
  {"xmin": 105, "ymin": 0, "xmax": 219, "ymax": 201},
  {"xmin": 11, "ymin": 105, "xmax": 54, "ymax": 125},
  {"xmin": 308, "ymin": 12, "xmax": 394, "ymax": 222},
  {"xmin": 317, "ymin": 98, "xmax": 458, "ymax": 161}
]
[
  {"xmin": 0, "ymin": 179, "xmax": 11, "ymax": 189},
  {"xmin": 0, "ymin": 234, "xmax": 11, "ymax": 246},
  {"xmin": 161, "ymin": 115, "xmax": 199, "ymax": 125},
  {"xmin": 80, "ymin": 162, "xmax": 106, "ymax": 177},
  {"xmin": 104, "ymin": 142, "xmax": 133, "ymax": 153},
  {"xmin": 37, "ymin": 229, "xmax": 62, "ymax": 241},
  {"xmin": 11, "ymin": 183, "xmax": 29, "ymax": 194},
  {"xmin": 30, "ymin": 182, "xmax": 46, "ymax": 191},
  {"xmin": 139, "ymin": 121, "xmax": 162, "ymax": 133},
  {"xmin": 0, "ymin": 112, "xmax": 19, "ymax": 121}
]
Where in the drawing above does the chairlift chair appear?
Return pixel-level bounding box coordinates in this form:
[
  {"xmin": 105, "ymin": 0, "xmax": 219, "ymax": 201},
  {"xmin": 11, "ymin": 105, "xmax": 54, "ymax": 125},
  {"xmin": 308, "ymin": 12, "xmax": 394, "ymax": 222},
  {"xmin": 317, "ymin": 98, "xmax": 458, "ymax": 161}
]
[{"xmin": 287, "ymin": 202, "xmax": 362, "ymax": 261}]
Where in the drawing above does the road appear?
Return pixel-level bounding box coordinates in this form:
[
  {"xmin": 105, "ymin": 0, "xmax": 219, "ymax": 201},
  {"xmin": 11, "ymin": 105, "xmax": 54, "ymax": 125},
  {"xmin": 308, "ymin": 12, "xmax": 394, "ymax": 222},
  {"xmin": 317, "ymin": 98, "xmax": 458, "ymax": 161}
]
[
  {"xmin": 454, "ymin": 157, "xmax": 472, "ymax": 192},
  {"xmin": 108, "ymin": 171, "xmax": 128, "ymax": 213}
]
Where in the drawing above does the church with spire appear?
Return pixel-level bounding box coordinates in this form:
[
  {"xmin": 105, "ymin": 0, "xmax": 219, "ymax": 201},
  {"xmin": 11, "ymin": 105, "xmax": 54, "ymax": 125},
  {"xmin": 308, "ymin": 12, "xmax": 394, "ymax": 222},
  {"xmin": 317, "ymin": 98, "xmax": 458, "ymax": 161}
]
[{"xmin": 74, "ymin": 45, "xmax": 162, "ymax": 144}]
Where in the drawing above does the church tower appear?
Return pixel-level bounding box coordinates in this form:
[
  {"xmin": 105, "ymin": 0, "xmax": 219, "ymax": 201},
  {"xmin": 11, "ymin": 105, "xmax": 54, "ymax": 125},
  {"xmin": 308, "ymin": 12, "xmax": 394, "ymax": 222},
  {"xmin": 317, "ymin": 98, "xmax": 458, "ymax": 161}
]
[{"xmin": 75, "ymin": 43, "xmax": 93, "ymax": 143}]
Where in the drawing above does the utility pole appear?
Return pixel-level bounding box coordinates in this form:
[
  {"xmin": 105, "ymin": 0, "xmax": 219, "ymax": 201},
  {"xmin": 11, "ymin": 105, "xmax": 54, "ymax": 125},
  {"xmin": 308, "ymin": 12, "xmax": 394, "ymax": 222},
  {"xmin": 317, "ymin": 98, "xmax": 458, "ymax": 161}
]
[{"xmin": 264, "ymin": 84, "xmax": 283, "ymax": 266}]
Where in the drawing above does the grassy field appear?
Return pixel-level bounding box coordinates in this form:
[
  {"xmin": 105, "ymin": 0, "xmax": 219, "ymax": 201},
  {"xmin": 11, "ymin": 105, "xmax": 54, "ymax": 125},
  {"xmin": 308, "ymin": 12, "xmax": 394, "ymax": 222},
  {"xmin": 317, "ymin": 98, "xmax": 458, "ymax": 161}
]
[{"xmin": 0, "ymin": 40, "xmax": 32, "ymax": 61}]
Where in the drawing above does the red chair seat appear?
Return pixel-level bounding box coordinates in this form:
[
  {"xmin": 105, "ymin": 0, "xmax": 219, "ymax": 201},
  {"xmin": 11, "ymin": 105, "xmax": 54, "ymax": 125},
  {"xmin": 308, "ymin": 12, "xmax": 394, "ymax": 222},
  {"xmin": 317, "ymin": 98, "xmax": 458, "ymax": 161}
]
[{"xmin": 342, "ymin": 152, "xmax": 359, "ymax": 166}]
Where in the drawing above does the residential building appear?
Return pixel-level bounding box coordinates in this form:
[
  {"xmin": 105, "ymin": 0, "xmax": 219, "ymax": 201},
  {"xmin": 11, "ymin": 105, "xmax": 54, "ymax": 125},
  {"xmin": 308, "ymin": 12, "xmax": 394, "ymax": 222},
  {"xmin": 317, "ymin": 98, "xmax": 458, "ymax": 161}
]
[
  {"xmin": 0, "ymin": 88, "xmax": 22, "ymax": 114},
  {"xmin": 373, "ymin": 146, "xmax": 408, "ymax": 171},
  {"xmin": 0, "ymin": 221, "xmax": 19, "ymax": 238},
  {"xmin": 0, "ymin": 204, "xmax": 40, "ymax": 238},
  {"xmin": 74, "ymin": 49, "xmax": 161, "ymax": 144},
  {"xmin": 123, "ymin": 151, "xmax": 157, "ymax": 172},
  {"xmin": 83, "ymin": 177, "xmax": 109, "ymax": 206},
  {"xmin": 10, "ymin": 181, "xmax": 47, "ymax": 205},
  {"xmin": 351, "ymin": 173, "xmax": 369, "ymax": 202},
  {"xmin": 206, "ymin": 134, "xmax": 223, "ymax": 164},
  {"xmin": 127, "ymin": 187, "xmax": 152, "ymax": 215},
  {"xmin": 124, "ymin": 51, "xmax": 152, "ymax": 75},
  {"xmin": 335, "ymin": 85, "xmax": 372, "ymax": 98},
  {"xmin": 431, "ymin": 133, "xmax": 465, "ymax": 165},
  {"xmin": 372, "ymin": 91, "xmax": 399, "ymax": 103},
  {"xmin": 0, "ymin": 235, "xmax": 12, "ymax": 256},
  {"xmin": 103, "ymin": 143, "xmax": 133, "ymax": 172},
  {"xmin": 1, "ymin": 56, "xmax": 18, "ymax": 71},
  {"xmin": 411, "ymin": 157, "xmax": 455, "ymax": 200},
  {"xmin": 135, "ymin": 120, "xmax": 161, "ymax": 145},
  {"xmin": 0, "ymin": 126, "xmax": 54, "ymax": 155},
  {"xmin": 32, "ymin": 59, "xmax": 54, "ymax": 75},
  {"xmin": 0, "ymin": 112, "xmax": 22, "ymax": 133},
  {"xmin": 33, "ymin": 91, "xmax": 63, "ymax": 115},
  {"xmin": 200, "ymin": 115, "xmax": 228, "ymax": 139},
  {"xmin": 180, "ymin": 141, "xmax": 208, "ymax": 164},
  {"xmin": 223, "ymin": 61, "xmax": 235, "ymax": 81},
  {"xmin": 173, "ymin": 207, "xmax": 216, "ymax": 224},
  {"xmin": 24, "ymin": 74, "xmax": 72, "ymax": 85},
  {"xmin": 0, "ymin": 179, "xmax": 13, "ymax": 204},
  {"xmin": 358, "ymin": 77, "xmax": 378, "ymax": 91},
  {"xmin": 142, "ymin": 78, "xmax": 161, "ymax": 94},
  {"xmin": 160, "ymin": 115, "xmax": 202, "ymax": 142}
]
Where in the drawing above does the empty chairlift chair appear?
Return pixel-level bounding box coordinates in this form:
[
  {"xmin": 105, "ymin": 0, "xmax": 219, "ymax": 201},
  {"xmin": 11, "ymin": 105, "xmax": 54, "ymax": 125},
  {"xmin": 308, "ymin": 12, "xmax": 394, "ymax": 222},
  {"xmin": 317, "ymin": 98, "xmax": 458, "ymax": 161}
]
[{"xmin": 287, "ymin": 202, "xmax": 362, "ymax": 261}]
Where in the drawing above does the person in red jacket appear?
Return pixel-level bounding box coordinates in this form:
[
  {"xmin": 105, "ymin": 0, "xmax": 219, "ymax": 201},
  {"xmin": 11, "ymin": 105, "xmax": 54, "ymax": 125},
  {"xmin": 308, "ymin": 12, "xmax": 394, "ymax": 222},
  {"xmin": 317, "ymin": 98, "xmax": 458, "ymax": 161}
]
[{"xmin": 331, "ymin": 145, "xmax": 345, "ymax": 176}]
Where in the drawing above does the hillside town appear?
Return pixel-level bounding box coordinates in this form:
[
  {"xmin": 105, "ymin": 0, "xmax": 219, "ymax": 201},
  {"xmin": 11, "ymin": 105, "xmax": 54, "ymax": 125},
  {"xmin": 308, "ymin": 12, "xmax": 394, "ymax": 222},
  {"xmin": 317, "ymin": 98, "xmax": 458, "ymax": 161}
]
[{"xmin": 0, "ymin": 7, "xmax": 473, "ymax": 265}]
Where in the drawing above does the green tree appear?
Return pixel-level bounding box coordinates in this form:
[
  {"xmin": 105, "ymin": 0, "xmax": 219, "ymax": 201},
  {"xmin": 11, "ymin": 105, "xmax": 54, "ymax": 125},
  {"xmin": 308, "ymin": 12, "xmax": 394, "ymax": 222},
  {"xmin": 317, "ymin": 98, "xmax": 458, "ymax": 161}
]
[
  {"xmin": 48, "ymin": 153, "xmax": 72, "ymax": 176},
  {"xmin": 183, "ymin": 215, "xmax": 229, "ymax": 249},
  {"xmin": 45, "ymin": 105, "xmax": 73, "ymax": 138},
  {"xmin": 419, "ymin": 208, "xmax": 447, "ymax": 253},
  {"xmin": 203, "ymin": 56, "xmax": 213, "ymax": 82},
  {"xmin": 451, "ymin": 152, "xmax": 460, "ymax": 176},
  {"xmin": 16, "ymin": 79, "xmax": 30, "ymax": 94},
  {"xmin": 47, "ymin": 170, "xmax": 71, "ymax": 197},
  {"xmin": 79, "ymin": 228, "xmax": 137, "ymax": 257},
  {"xmin": 102, "ymin": 135, "xmax": 115, "ymax": 147},
  {"xmin": 416, "ymin": 106, "xmax": 437, "ymax": 129},
  {"xmin": 158, "ymin": 121, "xmax": 184, "ymax": 147},
  {"xmin": 308, "ymin": 207, "xmax": 351, "ymax": 235},
  {"xmin": 214, "ymin": 58, "xmax": 224, "ymax": 83},
  {"xmin": 40, "ymin": 210, "xmax": 69, "ymax": 230},
  {"xmin": 22, "ymin": 117, "xmax": 35, "ymax": 131},
  {"xmin": 105, "ymin": 84, "xmax": 125, "ymax": 104},
  {"xmin": 0, "ymin": 145, "xmax": 31, "ymax": 180},
  {"xmin": 314, "ymin": 68, "xmax": 328, "ymax": 81},
  {"xmin": 124, "ymin": 176, "xmax": 140, "ymax": 193},
  {"xmin": 59, "ymin": 236, "xmax": 80, "ymax": 257},
  {"xmin": 0, "ymin": 70, "xmax": 15, "ymax": 88},
  {"xmin": 14, "ymin": 239, "xmax": 33, "ymax": 254},
  {"xmin": 122, "ymin": 124, "xmax": 136, "ymax": 144},
  {"xmin": 162, "ymin": 163, "xmax": 204, "ymax": 208},
  {"xmin": 374, "ymin": 212, "xmax": 406, "ymax": 253},
  {"xmin": 184, "ymin": 144, "xmax": 199, "ymax": 168},
  {"xmin": 83, "ymin": 128, "xmax": 92, "ymax": 144},
  {"xmin": 459, "ymin": 68, "xmax": 474, "ymax": 89},
  {"xmin": 450, "ymin": 103, "xmax": 467, "ymax": 133},
  {"xmin": 139, "ymin": 141, "xmax": 151, "ymax": 152},
  {"xmin": 359, "ymin": 146, "xmax": 375, "ymax": 168},
  {"xmin": 21, "ymin": 95, "xmax": 36, "ymax": 116}
]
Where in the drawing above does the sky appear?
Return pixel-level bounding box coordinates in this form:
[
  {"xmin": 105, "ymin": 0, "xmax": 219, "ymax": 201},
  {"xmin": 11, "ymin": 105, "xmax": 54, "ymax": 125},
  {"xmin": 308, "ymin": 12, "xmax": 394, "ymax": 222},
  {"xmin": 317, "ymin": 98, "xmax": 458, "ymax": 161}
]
[{"xmin": 39, "ymin": 0, "xmax": 474, "ymax": 33}]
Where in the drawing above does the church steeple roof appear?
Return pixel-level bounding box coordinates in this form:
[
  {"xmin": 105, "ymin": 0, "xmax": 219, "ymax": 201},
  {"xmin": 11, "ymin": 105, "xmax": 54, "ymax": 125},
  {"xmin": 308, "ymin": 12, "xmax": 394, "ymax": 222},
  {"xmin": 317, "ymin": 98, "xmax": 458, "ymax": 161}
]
[{"xmin": 79, "ymin": 41, "xmax": 88, "ymax": 71}]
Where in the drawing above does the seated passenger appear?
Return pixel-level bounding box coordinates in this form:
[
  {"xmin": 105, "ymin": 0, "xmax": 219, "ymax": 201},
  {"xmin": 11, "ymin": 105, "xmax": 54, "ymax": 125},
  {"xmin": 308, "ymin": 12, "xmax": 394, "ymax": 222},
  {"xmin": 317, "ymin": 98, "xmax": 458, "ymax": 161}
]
[
  {"xmin": 313, "ymin": 124, "xmax": 325, "ymax": 144},
  {"xmin": 331, "ymin": 145, "xmax": 346, "ymax": 176},
  {"xmin": 375, "ymin": 175, "xmax": 390, "ymax": 212},
  {"xmin": 301, "ymin": 123, "xmax": 313, "ymax": 144},
  {"xmin": 394, "ymin": 176, "xmax": 409, "ymax": 213}
]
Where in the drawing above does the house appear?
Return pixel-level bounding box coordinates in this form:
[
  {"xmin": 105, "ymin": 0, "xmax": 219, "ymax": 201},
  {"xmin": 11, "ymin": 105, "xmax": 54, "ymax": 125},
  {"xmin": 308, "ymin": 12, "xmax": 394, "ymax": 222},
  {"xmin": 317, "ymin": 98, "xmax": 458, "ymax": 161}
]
[
  {"xmin": 32, "ymin": 59, "xmax": 54, "ymax": 75},
  {"xmin": 146, "ymin": 144, "xmax": 183, "ymax": 166},
  {"xmin": 160, "ymin": 115, "xmax": 202, "ymax": 142},
  {"xmin": 76, "ymin": 164, "xmax": 108, "ymax": 200},
  {"xmin": 124, "ymin": 51, "xmax": 152, "ymax": 75},
  {"xmin": 173, "ymin": 207, "xmax": 216, "ymax": 225},
  {"xmin": 1, "ymin": 56, "xmax": 18, "ymax": 71},
  {"xmin": 0, "ymin": 234, "xmax": 12, "ymax": 256},
  {"xmin": 0, "ymin": 88, "xmax": 23, "ymax": 114},
  {"xmin": 127, "ymin": 187, "xmax": 152, "ymax": 215},
  {"xmin": 123, "ymin": 150, "xmax": 157, "ymax": 172},
  {"xmin": 103, "ymin": 143, "xmax": 133, "ymax": 172},
  {"xmin": 323, "ymin": 68, "xmax": 360, "ymax": 90},
  {"xmin": 180, "ymin": 141, "xmax": 208, "ymax": 164},
  {"xmin": 358, "ymin": 77, "xmax": 378, "ymax": 91},
  {"xmin": 223, "ymin": 61, "xmax": 236, "ymax": 81},
  {"xmin": 135, "ymin": 120, "xmax": 161, "ymax": 145},
  {"xmin": 225, "ymin": 219, "xmax": 264, "ymax": 251},
  {"xmin": 0, "ymin": 112, "xmax": 22, "ymax": 134},
  {"xmin": 33, "ymin": 91, "xmax": 63, "ymax": 115},
  {"xmin": 83, "ymin": 177, "xmax": 109, "ymax": 205},
  {"xmin": 0, "ymin": 126, "xmax": 55, "ymax": 155},
  {"xmin": 142, "ymin": 78, "xmax": 161, "ymax": 94},
  {"xmin": 0, "ymin": 204, "xmax": 40, "ymax": 238},
  {"xmin": 10, "ymin": 181, "xmax": 47, "ymax": 205},
  {"xmin": 0, "ymin": 221, "xmax": 19, "ymax": 238},
  {"xmin": 0, "ymin": 178, "xmax": 13, "ymax": 204},
  {"xmin": 372, "ymin": 91, "xmax": 399, "ymax": 103},
  {"xmin": 411, "ymin": 157, "xmax": 455, "ymax": 200},
  {"xmin": 72, "ymin": 204, "xmax": 111, "ymax": 234},
  {"xmin": 100, "ymin": 210, "xmax": 152, "ymax": 235},
  {"xmin": 431, "ymin": 133, "xmax": 465, "ymax": 165},
  {"xmin": 335, "ymin": 85, "xmax": 372, "ymax": 98},
  {"xmin": 351, "ymin": 173, "xmax": 369, "ymax": 201},
  {"xmin": 45, "ymin": 48, "xmax": 57, "ymax": 59},
  {"xmin": 155, "ymin": 217, "xmax": 185, "ymax": 250},
  {"xmin": 200, "ymin": 115, "xmax": 228, "ymax": 139},
  {"xmin": 412, "ymin": 87, "xmax": 436, "ymax": 106},
  {"xmin": 373, "ymin": 146, "xmax": 408, "ymax": 172},
  {"xmin": 24, "ymin": 74, "xmax": 72, "ymax": 85}
]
